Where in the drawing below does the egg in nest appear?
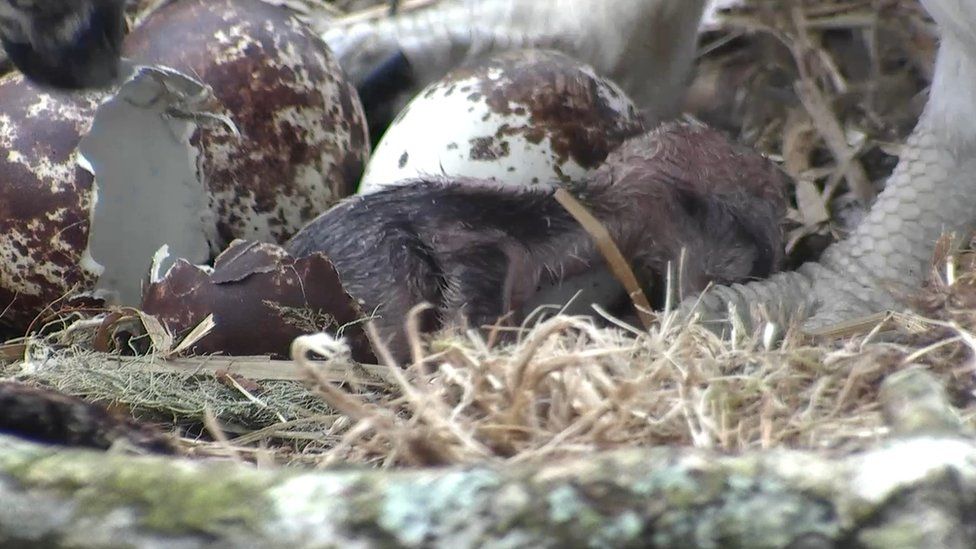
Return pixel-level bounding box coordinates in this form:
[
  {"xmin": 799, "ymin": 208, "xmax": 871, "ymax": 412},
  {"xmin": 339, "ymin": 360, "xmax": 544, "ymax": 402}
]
[{"xmin": 358, "ymin": 49, "xmax": 644, "ymax": 193}]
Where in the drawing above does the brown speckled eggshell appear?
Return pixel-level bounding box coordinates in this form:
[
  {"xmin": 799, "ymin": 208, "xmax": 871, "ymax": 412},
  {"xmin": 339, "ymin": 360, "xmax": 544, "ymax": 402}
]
[
  {"xmin": 124, "ymin": 0, "xmax": 370, "ymax": 246},
  {"xmin": 0, "ymin": 73, "xmax": 105, "ymax": 329},
  {"xmin": 359, "ymin": 49, "xmax": 645, "ymax": 194}
]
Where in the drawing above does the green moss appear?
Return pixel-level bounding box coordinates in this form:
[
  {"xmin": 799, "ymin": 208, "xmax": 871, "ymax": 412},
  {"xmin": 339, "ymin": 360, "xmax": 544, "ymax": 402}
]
[
  {"xmin": 7, "ymin": 449, "xmax": 279, "ymax": 536},
  {"xmin": 546, "ymin": 485, "xmax": 587, "ymax": 523},
  {"xmin": 648, "ymin": 473, "xmax": 839, "ymax": 548},
  {"xmin": 544, "ymin": 484, "xmax": 643, "ymax": 547},
  {"xmin": 630, "ymin": 465, "xmax": 724, "ymax": 508},
  {"xmin": 591, "ymin": 511, "xmax": 643, "ymax": 547},
  {"xmin": 0, "ymin": 442, "xmax": 59, "ymax": 481}
]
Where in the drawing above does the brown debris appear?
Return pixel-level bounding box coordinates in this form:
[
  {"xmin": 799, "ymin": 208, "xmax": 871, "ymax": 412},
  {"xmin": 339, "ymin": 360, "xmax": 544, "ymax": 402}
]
[{"xmin": 0, "ymin": 381, "xmax": 176, "ymax": 453}]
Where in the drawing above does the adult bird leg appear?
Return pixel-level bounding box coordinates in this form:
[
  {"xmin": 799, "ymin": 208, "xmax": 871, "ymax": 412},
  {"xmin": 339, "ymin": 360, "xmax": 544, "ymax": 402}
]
[
  {"xmin": 318, "ymin": 0, "xmax": 706, "ymax": 140},
  {"xmin": 679, "ymin": 0, "xmax": 976, "ymax": 336}
]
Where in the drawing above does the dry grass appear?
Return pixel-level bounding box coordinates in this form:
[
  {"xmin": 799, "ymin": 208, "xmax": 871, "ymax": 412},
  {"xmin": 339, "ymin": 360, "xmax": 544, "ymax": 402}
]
[
  {"xmin": 690, "ymin": 0, "xmax": 937, "ymax": 266},
  {"xmin": 4, "ymin": 0, "xmax": 973, "ymax": 471},
  {"xmin": 7, "ymin": 247, "xmax": 976, "ymax": 470},
  {"xmin": 283, "ymin": 255, "xmax": 976, "ymax": 469}
]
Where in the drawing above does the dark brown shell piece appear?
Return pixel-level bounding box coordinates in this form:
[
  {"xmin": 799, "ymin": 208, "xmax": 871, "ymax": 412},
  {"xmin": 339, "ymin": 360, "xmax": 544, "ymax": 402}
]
[
  {"xmin": 124, "ymin": 0, "xmax": 370, "ymax": 245},
  {"xmin": 141, "ymin": 240, "xmax": 375, "ymax": 362}
]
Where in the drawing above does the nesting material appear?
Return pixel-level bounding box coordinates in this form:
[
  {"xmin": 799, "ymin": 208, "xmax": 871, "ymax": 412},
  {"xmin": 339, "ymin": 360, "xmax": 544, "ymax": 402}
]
[
  {"xmin": 8, "ymin": 241, "xmax": 976, "ymax": 469},
  {"xmin": 2, "ymin": 0, "xmax": 968, "ymax": 472},
  {"xmin": 686, "ymin": 0, "xmax": 936, "ymax": 264}
]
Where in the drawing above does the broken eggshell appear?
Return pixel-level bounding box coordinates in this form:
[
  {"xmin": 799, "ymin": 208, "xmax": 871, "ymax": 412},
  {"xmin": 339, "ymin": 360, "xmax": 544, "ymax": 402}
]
[
  {"xmin": 124, "ymin": 0, "xmax": 370, "ymax": 245},
  {"xmin": 0, "ymin": 64, "xmax": 236, "ymax": 329},
  {"xmin": 358, "ymin": 49, "xmax": 645, "ymax": 194},
  {"xmin": 141, "ymin": 240, "xmax": 375, "ymax": 362},
  {"xmin": 82, "ymin": 65, "xmax": 220, "ymax": 314}
]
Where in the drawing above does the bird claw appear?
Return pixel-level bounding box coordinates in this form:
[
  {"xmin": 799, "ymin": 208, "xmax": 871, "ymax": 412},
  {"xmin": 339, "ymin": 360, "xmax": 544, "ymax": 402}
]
[{"xmin": 673, "ymin": 270, "xmax": 819, "ymax": 339}]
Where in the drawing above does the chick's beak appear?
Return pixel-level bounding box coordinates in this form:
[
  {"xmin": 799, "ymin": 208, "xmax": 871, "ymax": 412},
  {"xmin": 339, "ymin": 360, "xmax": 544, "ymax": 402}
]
[{"xmin": 1, "ymin": 1, "xmax": 125, "ymax": 90}]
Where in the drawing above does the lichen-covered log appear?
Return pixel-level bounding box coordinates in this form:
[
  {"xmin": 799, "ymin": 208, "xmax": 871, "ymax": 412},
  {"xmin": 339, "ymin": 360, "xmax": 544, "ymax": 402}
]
[
  {"xmin": 1, "ymin": 370, "xmax": 974, "ymax": 549},
  {"xmin": 3, "ymin": 432, "xmax": 976, "ymax": 548}
]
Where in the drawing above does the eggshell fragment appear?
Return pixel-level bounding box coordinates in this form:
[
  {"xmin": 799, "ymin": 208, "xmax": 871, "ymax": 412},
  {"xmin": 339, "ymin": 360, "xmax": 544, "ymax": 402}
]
[
  {"xmin": 124, "ymin": 0, "xmax": 370, "ymax": 244},
  {"xmin": 81, "ymin": 65, "xmax": 219, "ymax": 309},
  {"xmin": 0, "ymin": 65, "xmax": 236, "ymax": 326},
  {"xmin": 358, "ymin": 49, "xmax": 644, "ymax": 194},
  {"xmin": 141, "ymin": 240, "xmax": 375, "ymax": 361}
]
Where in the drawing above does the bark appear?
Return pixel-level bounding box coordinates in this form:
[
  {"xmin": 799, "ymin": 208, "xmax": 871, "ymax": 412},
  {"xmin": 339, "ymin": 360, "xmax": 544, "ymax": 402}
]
[{"xmin": 1, "ymin": 369, "xmax": 974, "ymax": 549}]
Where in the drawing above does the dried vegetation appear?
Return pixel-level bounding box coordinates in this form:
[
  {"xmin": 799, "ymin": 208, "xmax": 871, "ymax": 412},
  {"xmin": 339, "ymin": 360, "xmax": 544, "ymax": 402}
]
[{"xmin": 3, "ymin": 0, "xmax": 974, "ymax": 471}]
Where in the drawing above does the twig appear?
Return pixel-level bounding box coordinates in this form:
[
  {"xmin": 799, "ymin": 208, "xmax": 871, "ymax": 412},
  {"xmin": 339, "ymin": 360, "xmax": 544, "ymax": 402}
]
[{"xmin": 553, "ymin": 188, "xmax": 655, "ymax": 331}]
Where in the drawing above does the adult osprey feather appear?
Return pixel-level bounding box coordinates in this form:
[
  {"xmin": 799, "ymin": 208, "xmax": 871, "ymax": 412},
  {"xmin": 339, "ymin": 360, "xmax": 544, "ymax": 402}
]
[{"xmin": 0, "ymin": 0, "xmax": 125, "ymax": 89}]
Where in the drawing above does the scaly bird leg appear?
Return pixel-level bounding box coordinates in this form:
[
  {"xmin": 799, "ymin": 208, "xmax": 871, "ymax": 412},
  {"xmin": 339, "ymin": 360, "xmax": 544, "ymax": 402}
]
[{"xmin": 682, "ymin": 0, "xmax": 976, "ymax": 335}]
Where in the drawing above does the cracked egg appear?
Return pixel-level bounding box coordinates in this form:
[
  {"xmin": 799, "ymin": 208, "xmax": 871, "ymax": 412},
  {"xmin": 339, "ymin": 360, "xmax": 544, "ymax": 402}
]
[
  {"xmin": 0, "ymin": 0, "xmax": 368, "ymax": 331},
  {"xmin": 125, "ymin": 0, "xmax": 370, "ymax": 245},
  {"xmin": 358, "ymin": 49, "xmax": 644, "ymax": 194}
]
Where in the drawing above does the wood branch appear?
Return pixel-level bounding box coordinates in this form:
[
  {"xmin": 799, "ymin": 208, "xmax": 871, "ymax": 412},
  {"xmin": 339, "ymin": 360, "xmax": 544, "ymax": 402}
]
[
  {"xmin": 145, "ymin": 355, "xmax": 392, "ymax": 384},
  {"xmin": 1, "ymin": 369, "xmax": 973, "ymax": 548},
  {"xmin": 2, "ymin": 432, "xmax": 975, "ymax": 547}
]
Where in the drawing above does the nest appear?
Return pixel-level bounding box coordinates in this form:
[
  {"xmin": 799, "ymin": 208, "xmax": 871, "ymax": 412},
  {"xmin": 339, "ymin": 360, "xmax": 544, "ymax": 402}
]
[
  {"xmin": 691, "ymin": 0, "xmax": 936, "ymax": 266},
  {"xmin": 4, "ymin": 0, "xmax": 972, "ymax": 470}
]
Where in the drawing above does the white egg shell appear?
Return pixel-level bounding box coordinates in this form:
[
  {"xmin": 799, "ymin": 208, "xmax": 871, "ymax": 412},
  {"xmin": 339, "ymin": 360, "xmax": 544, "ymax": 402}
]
[{"xmin": 358, "ymin": 49, "xmax": 644, "ymax": 194}]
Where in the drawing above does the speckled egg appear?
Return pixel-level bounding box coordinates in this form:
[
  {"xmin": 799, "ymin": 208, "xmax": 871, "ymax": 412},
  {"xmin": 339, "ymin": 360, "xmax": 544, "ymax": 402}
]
[
  {"xmin": 0, "ymin": 0, "xmax": 368, "ymax": 331},
  {"xmin": 0, "ymin": 74, "xmax": 105, "ymax": 329},
  {"xmin": 358, "ymin": 49, "xmax": 644, "ymax": 194},
  {"xmin": 125, "ymin": 0, "xmax": 370, "ymax": 245}
]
